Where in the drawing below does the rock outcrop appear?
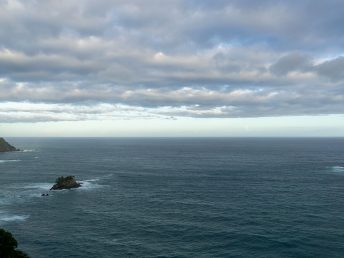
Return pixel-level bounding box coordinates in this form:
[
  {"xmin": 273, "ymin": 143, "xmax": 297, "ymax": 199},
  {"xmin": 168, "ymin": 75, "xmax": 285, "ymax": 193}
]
[
  {"xmin": 0, "ymin": 138, "xmax": 19, "ymax": 152},
  {"xmin": 50, "ymin": 176, "xmax": 81, "ymax": 190}
]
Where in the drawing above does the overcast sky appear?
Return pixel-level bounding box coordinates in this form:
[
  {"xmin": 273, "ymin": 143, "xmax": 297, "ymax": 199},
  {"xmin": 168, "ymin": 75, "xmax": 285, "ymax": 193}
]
[{"xmin": 1, "ymin": 0, "xmax": 344, "ymax": 136}]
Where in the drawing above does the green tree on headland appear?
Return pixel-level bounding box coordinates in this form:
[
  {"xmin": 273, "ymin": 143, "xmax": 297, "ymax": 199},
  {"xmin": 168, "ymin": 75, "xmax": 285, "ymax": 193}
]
[{"xmin": 0, "ymin": 228, "xmax": 29, "ymax": 258}]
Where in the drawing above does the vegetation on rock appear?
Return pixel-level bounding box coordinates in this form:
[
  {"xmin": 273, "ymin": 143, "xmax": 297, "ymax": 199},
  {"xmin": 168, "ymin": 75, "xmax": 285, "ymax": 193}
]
[
  {"xmin": 50, "ymin": 176, "xmax": 81, "ymax": 190},
  {"xmin": 0, "ymin": 228, "xmax": 29, "ymax": 258}
]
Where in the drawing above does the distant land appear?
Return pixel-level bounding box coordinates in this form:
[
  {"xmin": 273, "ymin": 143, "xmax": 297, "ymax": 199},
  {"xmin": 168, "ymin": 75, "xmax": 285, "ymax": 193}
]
[{"xmin": 0, "ymin": 138, "xmax": 19, "ymax": 152}]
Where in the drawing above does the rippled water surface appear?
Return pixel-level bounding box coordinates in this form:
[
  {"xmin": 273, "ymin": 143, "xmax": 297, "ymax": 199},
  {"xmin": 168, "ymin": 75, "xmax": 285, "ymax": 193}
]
[{"xmin": 1, "ymin": 138, "xmax": 344, "ymax": 257}]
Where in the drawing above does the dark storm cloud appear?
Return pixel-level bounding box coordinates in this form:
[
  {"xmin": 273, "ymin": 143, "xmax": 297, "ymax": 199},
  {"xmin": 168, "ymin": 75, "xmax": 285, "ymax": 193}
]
[{"xmin": 0, "ymin": 0, "xmax": 344, "ymax": 121}]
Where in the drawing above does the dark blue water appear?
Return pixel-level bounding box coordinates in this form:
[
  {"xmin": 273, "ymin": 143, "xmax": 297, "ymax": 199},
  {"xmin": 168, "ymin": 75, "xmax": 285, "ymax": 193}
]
[{"xmin": 1, "ymin": 138, "xmax": 344, "ymax": 257}]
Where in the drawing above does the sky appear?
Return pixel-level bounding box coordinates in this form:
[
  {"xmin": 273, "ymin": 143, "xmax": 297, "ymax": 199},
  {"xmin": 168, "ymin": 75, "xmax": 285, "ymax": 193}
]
[{"xmin": 1, "ymin": 0, "xmax": 344, "ymax": 136}]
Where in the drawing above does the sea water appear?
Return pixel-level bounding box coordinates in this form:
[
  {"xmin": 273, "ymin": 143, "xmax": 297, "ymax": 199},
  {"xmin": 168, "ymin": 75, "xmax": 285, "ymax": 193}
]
[{"xmin": 0, "ymin": 138, "xmax": 344, "ymax": 257}]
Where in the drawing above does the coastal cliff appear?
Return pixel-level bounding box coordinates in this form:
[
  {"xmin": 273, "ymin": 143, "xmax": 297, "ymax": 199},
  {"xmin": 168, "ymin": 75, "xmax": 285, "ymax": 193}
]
[{"xmin": 0, "ymin": 138, "xmax": 18, "ymax": 152}]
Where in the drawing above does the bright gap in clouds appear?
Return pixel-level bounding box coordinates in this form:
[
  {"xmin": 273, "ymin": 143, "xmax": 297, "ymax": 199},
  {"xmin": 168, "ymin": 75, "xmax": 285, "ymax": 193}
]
[
  {"xmin": 0, "ymin": 101, "xmax": 343, "ymax": 137},
  {"xmin": 1, "ymin": 115, "xmax": 344, "ymax": 137}
]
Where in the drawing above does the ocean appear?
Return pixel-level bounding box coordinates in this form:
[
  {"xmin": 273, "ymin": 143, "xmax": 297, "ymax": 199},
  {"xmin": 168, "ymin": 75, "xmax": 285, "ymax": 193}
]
[{"xmin": 0, "ymin": 138, "xmax": 344, "ymax": 257}]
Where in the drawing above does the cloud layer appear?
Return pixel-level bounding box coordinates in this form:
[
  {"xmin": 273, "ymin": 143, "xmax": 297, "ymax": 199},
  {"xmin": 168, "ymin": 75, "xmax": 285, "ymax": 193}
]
[{"xmin": 1, "ymin": 0, "xmax": 344, "ymax": 122}]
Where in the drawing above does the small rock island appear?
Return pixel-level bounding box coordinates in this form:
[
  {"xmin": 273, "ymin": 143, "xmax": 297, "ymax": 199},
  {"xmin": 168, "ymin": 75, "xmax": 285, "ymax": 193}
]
[
  {"xmin": 0, "ymin": 137, "xmax": 19, "ymax": 152},
  {"xmin": 50, "ymin": 176, "xmax": 82, "ymax": 190}
]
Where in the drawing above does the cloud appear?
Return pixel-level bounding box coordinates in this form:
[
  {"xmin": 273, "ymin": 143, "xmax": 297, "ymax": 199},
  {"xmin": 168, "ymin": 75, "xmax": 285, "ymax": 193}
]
[
  {"xmin": 269, "ymin": 53, "xmax": 312, "ymax": 76},
  {"xmin": 315, "ymin": 57, "xmax": 344, "ymax": 81},
  {"xmin": 0, "ymin": 0, "xmax": 343, "ymax": 122}
]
